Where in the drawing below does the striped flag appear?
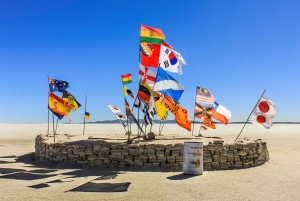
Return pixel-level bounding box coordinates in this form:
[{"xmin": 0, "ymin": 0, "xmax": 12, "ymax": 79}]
[
  {"xmin": 143, "ymin": 95, "xmax": 157, "ymax": 126},
  {"xmin": 195, "ymin": 86, "xmax": 215, "ymax": 104},
  {"xmin": 121, "ymin": 74, "xmax": 132, "ymax": 85}
]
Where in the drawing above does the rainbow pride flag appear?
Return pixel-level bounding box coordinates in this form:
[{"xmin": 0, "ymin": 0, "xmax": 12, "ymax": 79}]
[
  {"xmin": 140, "ymin": 24, "xmax": 165, "ymax": 44},
  {"xmin": 121, "ymin": 73, "xmax": 132, "ymax": 85}
]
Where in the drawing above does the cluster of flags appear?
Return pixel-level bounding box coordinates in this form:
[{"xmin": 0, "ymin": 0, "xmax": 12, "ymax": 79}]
[
  {"xmin": 105, "ymin": 24, "xmax": 277, "ymax": 139},
  {"xmin": 48, "ymin": 77, "xmax": 86, "ymax": 122},
  {"xmin": 193, "ymin": 86, "xmax": 231, "ymax": 131}
]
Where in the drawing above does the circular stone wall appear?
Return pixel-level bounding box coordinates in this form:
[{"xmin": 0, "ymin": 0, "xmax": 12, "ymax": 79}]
[{"xmin": 35, "ymin": 134, "xmax": 269, "ymax": 170}]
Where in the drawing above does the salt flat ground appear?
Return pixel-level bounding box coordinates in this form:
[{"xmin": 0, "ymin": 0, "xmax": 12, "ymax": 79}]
[{"xmin": 0, "ymin": 124, "xmax": 299, "ymax": 201}]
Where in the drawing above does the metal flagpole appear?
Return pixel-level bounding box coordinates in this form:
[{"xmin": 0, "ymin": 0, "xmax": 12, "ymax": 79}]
[
  {"xmin": 235, "ymin": 90, "xmax": 266, "ymax": 141},
  {"xmin": 52, "ymin": 112, "xmax": 55, "ymax": 143},
  {"xmin": 159, "ymin": 120, "xmax": 166, "ymax": 135},
  {"xmin": 83, "ymin": 95, "xmax": 87, "ymax": 135},
  {"xmin": 47, "ymin": 75, "xmax": 50, "ymax": 137},
  {"xmin": 191, "ymin": 86, "xmax": 198, "ymax": 136},
  {"xmin": 198, "ymin": 119, "xmax": 204, "ymax": 136},
  {"xmin": 159, "ymin": 120, "xmax": 162, "ymax": 135},
  {"xmin": 55, "ymin": 118, "xmax": 58, "ymax": 135}
]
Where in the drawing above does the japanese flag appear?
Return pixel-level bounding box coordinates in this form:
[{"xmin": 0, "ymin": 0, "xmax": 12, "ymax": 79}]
[{"xmin": 249, "ymin": 97, "xmax": 276, "ymax": 129}]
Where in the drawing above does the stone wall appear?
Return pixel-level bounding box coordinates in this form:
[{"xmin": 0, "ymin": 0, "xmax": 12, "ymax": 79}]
[{"xmin": 35, "ymin": 135, "xmax": 269, "ymax": 170}]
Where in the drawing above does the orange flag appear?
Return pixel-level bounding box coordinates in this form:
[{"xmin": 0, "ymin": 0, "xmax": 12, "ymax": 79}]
[
  {"xmin": 202, "ymin": 116, "xmax": 216, "ymax": 129},
  {"xmin": 161, "ymin": 94, "xmax": 191, "ymax": 132}
]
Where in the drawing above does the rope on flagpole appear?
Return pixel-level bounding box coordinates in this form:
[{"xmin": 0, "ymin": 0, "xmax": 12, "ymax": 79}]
[
  {"xmin": 235, "ymin": 90, "xmax": 266, "ymax": 141},
  {"xmin": 47, "ymin": 75, "xmax": 50, "ymax": 137}
]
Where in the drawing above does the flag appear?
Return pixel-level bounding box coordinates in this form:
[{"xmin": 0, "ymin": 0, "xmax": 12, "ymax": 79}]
[
  {"xmin": 202, "ymin": 116, "xmax": 216, "ymax": 129},
  {"xmin": 133, "ymin": 96, "xmax": 145, "ymax": 112},
  {"xmin": 138, "ymin": 81, "xmax": 159, "ymax": 103},
  {"xmin": 159, "ymin": 44, "xmax": 187, "ymax": 75},
  {"xmin": 48, "ymin": 77, "xmax": 69, "ymax": 92},
  {"xmin": 175, "ymin": 106, "xmax": 192, "ymax": 132},
  {"xmin": 107, "ymin": 105, "xmax": 127, "ymax": 128},
  {"xmin": 140, "ymin": 24, "xmax": 165, "ymax": 44},
  {"xmin": 155, "ymin": 99, "xmax": 167, "ymax": 120},
  {"xmin": 124, "ymin": 98, "xmax": 145, "ymax": 136},
  {"xmin": 212, "ymin": 102, "xmax": 232, "ymax": 120},
  {"xmin": 62, "ymin": 90, "xmax": 81, "ymax": 111},
  {"xmin": 48, "ymin": 92, "xmax": 72, "ymax": 121},
  {"xmin": 154, "ymin": 67, "xmax": 184, "ymax": 102},
  {"xmin": 161, "ymin": 111, "xmax": 168, "ymax": 121},
  {"xmin": 249, "ymin": 97, "xmax": 276, "ymax": 129},
  {"xmin": 48, "ymin": 106, "xmax": 64, "ymax": 120},
  {"xmin": 195, "ymin": 102, "xmax": 228, "ymax": 125},
  {"xmin": 161, "ymin": 94, "xmax": 191, "ymax": 132},
  {"xmin": 143, "ymin": 95, "xmax": 157, "ymax": 126},
  {"xmin": 123, "ymin": 86, "xmax": 134, "ymax": 98},
  {"xmin": 140, "ymin": 42, "xmax": 161, "ymax": 67},
  {"xmin": 196, "ymin": 86, "xmax": 215, "ymax": 104},
  {"xmin": 121, "ymin": 74, "xmax": 132, "ymax": 85},
  {"xmin": 201, "ymin": 125, "xmax": 207, "ymax": 131},
  {"xmin": 84, "ymin": 112, "xmax": 90, "ymax": 120},
  {"xmin": 139, "ymin": 64, "xmax": 157, "ymax": 88},
  {"xmin": 124, "ymin": 98, "xmax": 133, "ymax": 116}
]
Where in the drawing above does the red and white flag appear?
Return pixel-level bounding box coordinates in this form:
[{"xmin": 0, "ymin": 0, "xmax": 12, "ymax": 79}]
[
  {"xmin": 249, "ymin": 97, "xmax": 276, "ymax": 129},
  {"xmin": 139, "ymin": 64, "xmax": 157, "ymax": 88}
]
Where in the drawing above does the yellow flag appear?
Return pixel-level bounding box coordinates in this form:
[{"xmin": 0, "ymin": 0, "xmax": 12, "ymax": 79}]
[
  {"xmin": 155, "ymin": 100, "xmax": 167, "ymax": 119},
  {"xmin": 48, "ymin": 92, "xmax": 72, "ymax": 121}
]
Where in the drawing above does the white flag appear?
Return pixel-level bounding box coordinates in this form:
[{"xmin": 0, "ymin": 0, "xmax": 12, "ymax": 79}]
[
  {"xmin": 143, "ymin": 95, "xmax": 157, "ymax": 126},
  {"xmin": 248, "ymin": 97, "xmax": 276, "ymax": 129},
  {"xmin": 159, "ymin": 44, "xmax": 187, "ymax": 75},
  {"xmin": 139, "ymin": 64, "xmax": 157, "ymax": 88},
  {"xmin": 212, "ymin": 102, "xmax": 232, "ymax": 120}
]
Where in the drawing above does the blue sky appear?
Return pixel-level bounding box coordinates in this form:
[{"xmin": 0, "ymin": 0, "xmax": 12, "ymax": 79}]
[{"xmin": 0, "ymin": 1, "xmax": 299, "ymax": 124}]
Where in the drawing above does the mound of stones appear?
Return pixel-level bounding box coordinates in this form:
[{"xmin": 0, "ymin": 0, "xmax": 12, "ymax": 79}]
[{"xmin": 35, "ymin": 134, "xmax": 269, "ymax": 170}]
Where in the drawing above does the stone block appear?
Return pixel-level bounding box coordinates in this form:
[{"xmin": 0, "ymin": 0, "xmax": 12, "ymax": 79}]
[
  {"xmin": 110, "ymin": 144, "xmax": 117, "ymax": 149},
  {"xmin": 207, "ymin": 144, "xmax": 216, "ymax": 151},
  {"xmin": 122, "ymin": 144, "xmax": 129, "ymax": 150},
  {"xmin": 128, "ymin": 149, "xmax": 139, "ymax": 156},
  {"xmin": 235, "ymin": 161, "xmax": 242, "ymax": 167},
  {"xmin": 152, "ymin": 162, "xmax": 160, "ymax": 167},
  {"xmin": 220, "ymin": 162, "xmax": 229, "ymax": 169},
  {"xmin": 171, "ymin": 150, "xmax": 180, "ymax": 156},
  {"xmin": 234, "ymin": 156, "xmax": 240, "ymax": 161},
  {"xmin": 220, "ymin": 156, "xmax": 227, "ymax": 163},
  {"xmin": 212, "ymin": 162, "xmax": 220, "ymax": 168},
  {"xmin": 175, "ymin": 156, "xmax": 183, "ymax": 162},
  {"xmin": 212, "ymin": 155, "xmax": 220, "ymax": 162},
  {"xmin": 140, "ymin": 155, "xmax": 149, "ymax": 162},
  {"xmin": 204, "ymin": 163, "xmax": 212, "ymax": 169},
  {"xmin": 135, "ymin": 161, "xmax": 144, "ymax": 167},
  {"xmin": 149, "ymin": 156, "xmax": 157, "ymax": 163},
  {"xmin": 157, "ymin": 156, "xmax": 167, "ymax": 163},
  {"xmin": 156, "ymin": 150, "xmax": 165, "ymax": 156},
  {"xmin": 213, "ymin": 140, "xmax": 224, "ymax": 144},
  {"xmin": 129, "ymin": 144, "xmax": 139, "ymax": 149}
]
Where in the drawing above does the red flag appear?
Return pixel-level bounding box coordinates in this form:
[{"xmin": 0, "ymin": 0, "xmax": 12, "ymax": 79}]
[{"xmin": 140, "ymin": 42, "xmax": 161, "ymax": 68}]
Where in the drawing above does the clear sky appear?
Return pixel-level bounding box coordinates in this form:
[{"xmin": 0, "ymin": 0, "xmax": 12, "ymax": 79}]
[{"xmin": 0, "ymin": 1, "xmax": 299, "ymax": 124}]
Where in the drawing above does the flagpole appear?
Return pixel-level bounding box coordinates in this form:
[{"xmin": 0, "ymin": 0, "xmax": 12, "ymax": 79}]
[
  {"xmin": 198, "ymin": 119, "xmax": 204, "ymax": 136},
  {"xmin": 47, "ymin": 75, "xmax": 50, "ymax": 137},
  {"xmin": 159, "ymin": 120, "xmax": 166, "ymax": 135},
  {"xmin": 235, "ymin": 90, "xmax": 266, "ymax": 141},
  {"xmin": 52, "ymin": 112, "xmax": 55, "ymax": 143},
  {"xmin": 192, "ymin": 86, "xmax": 198, "ymax": 136},
  {"xmin": 55, "ymin": 118, "xmax": 58, "ymax": 135},
  {"xmin": 159, "ymin": 120, "xmax": 162, "ymax": 135},
  {"xmin": 83, "ymin": 95, "xmax": 87, "ymax": 135}
]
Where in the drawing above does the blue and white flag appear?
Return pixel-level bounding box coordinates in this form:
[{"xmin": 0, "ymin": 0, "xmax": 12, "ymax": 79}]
[
  {"xmin": 153, "ymin": 67, "xmax": 184, "ymax": 102},
  {"xmin": 143, "ymin": 95, "xmax": 157, "ymax": 126},
  {"xmin": 212, "ymin": 102, "xmax": 232, "ymax": 120},
  {"xmin": 48, "ymin": 77, "xmax": 69, "ymax": 92}
]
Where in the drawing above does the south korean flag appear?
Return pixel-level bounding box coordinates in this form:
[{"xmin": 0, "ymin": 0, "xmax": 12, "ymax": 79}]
[{"xmin": 159, "ymin": 43, "xmax": 187, "ymax": 75}]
